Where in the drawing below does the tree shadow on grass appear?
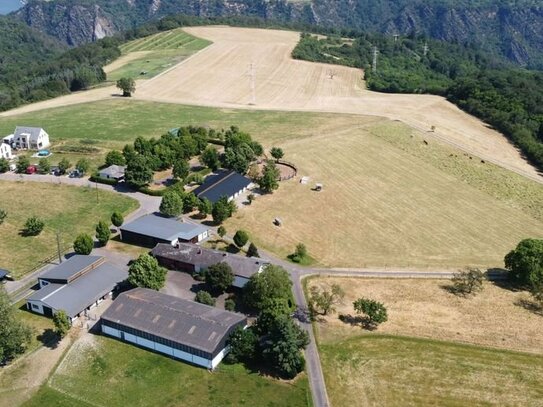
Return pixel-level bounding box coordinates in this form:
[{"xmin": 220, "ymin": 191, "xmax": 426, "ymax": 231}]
[
  {"xmin": 339, "ymin": 314, "xmax": 377, "ymax": 331},
  {"xmin": 37, "ymin": 329, "xmax": 60, "ymax": 350},
  {"xmin": 515, "ymin": 298, "xmax": 543, "ymax": 317}
]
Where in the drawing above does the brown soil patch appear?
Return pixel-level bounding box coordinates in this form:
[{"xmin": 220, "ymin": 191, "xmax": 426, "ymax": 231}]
[{"xmin": 308, "ymin": 276, "xmax": 543, "ymax": 354}]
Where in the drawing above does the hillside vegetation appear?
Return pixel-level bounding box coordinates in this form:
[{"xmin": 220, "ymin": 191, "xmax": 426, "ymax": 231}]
[
  {"xmin": 293, "ymin": 33, "xmax": 543, "ymax": 172},
  {"xmin": 14, "ymin": 0, "xmax": 543, "ymax": 67}
]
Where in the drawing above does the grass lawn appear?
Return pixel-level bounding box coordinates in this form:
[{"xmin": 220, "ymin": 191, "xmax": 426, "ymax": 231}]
[
  {"xmin": 319, "ymin": 335, "xmax": 543, "ymax": 407},
  {"xmin": 1, "ymin": 99, "xmax": 543, "ymax": 268},
  {"xmin": 15, "ymin": 300, "xmax": 56, "ymax": 353},
  {"xmin": 23, "ymin": 335, "xmax": 311, "ymax": 407},
  {"xmin": 106, "ymin": 29, "xmax": 211, "ymax": 82},
  {"xmin": 0, "ymin": 181, "xmax": 138, "ymax": 278}
]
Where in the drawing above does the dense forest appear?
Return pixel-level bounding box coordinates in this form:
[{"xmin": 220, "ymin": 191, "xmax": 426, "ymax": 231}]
[{"xmin": 292, "ymin": 33, "xmax": 543, "ymax": 172}]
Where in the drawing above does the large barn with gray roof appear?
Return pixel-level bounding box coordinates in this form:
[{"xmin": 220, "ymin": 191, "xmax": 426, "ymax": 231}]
[
  {"xmin": 26, "ymin": 255, "xmax": 127, "ymax": 322},
  {"xmin": 151, "ymin": 243, "xmax": 267, "ymax": 288},
  {"xmin": 192, "ymin": 170, "xmax": 252, "ymax": 204},
  {"xmin": 120, "ymin": 214, "xmax": 210, "ymax": 247},
  {"xmin": 100, "ymin": 288, "xmax": 247, "ymax": 369}
]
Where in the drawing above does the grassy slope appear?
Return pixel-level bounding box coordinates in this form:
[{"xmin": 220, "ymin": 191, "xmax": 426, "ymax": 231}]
[
  {"xmin": 319, "ymin": 335, "xmax": 543, "ymax": 407},
  {"xmin": 106, "ymin": 29, "xmax": 211, "ymax": 82},
  {"xmin": 23, "ymin": 335, "xmax": 311, "ymax": 407},
  {"xmin": 0, "ymin": 100, "xmax": 542, "ymax": 268},
  {"xmin": 0, "ymin": 181, "xmax": 138, "ymax": 277}
]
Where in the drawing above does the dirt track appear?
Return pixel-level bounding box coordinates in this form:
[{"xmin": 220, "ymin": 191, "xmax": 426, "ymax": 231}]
[{"xmin": 1, "ymin": 26, "xmax": 539, "ymax": 180}]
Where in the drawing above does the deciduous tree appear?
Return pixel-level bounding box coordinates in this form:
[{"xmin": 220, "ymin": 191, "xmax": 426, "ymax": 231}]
[
  {"xmin": 197, "ymin": 198, "xmax": 213, "ymax": 218},
  {"xmin": 125, "ymin": 155, "xmax": 153, "ymax": 188},
  {"xmin": 116, "ymin": 77, "xmax": 136, "ymax": 97},
  {"xmin": 201, "ymin": 147, "xmax": 220, "ymax": 171},
  {"xmin": 58, "ymin": 158, "xmax": 71, "ymax": 175},
  {"xmin": 353, "ymin": 298, "xmax": 388, "ymax": 329},
  {"xmin": 0, "ymin": 288, "xmax": 32, "ymax": 363},
  {"xmin": 258, "ymin": 161, "xmax": 280, "ymax": 193},
  {"xmin": 53, "ymin": 310, "xmax": 71, "ymax": 338},
  {"xmin": 172, "ymin": 159, "xmax": 190, "ymax": 181},
  {"xmin": 38, "ymin": 158, "xmax": 51, "ymax": 174},
  {"xmin": 226, "ymin": 326, "xmax": 258, "ymax": 363},
  {"xmin": 451, "ymin": 268, "xmax": 485, "ymax": 296},
  {"xmin": 309, "ymin": 284, "xmax": 345, "ymax": 316},
  {"xmin": 0, "ymin": 158, "xmax": 8, "ymax": 173},
  {"xmin": 16, "ymin": 156, "xmax": 30, "ymax": 174},
  {"xmin": 270, "ymin": 147, "xmax": 284, "ymax": 161},
  {"xmin": 505, "ymin": 239, "xmax": 543, "ymax": 288},
  {"xmin": 205, "ymin": 262, "xmax": 234, "ymax": 293},
  {"xmin": 75, "ymin": 158, "xmax": 90, "ymax": 175},
  {"xmin": 159, "ymin": 191, "xmax": 183, "ymax": 217},
  {"xmin": 105, "ymin": 150, "xmax": 126, "ymax": 166},
  {"xmin": 243, "ymin": 265, "xmax": 294, "ymax": 313},
  {"xmin": 217, "ymin": 225, "xmax": 227, "ymax": 238},
  {"xmin": 128, "ymin": 254, "xmax": 167, "ymax": 290}
]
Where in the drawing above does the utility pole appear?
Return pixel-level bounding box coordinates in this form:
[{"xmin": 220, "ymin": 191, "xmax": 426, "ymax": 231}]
[
  {"xmin": 248, "ymin": 62, "xmax": 256, "ymax": 105},
  {"xmin": 372, "ymin": 47, "xmax": 379, "ymax": 74},
  {"xmin": 56, "ymin": 230, "xmax": 62, "ymax": 264},
  {"xmin": 423, "ymin": 42, "xmax": 429, "ymax": 57}
]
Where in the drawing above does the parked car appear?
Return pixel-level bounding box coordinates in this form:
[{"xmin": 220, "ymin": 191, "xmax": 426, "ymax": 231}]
[
  {"xmin": 50, "ymin": 166, "xmax": 61, "ymax": 176},
  {"xmin": 69, "ymin": 169, "xmax": 82, "ymax": 178},
  {"xmin": 0, "ymin": 269, "xmax": 13, "ymax": 282},
  {"xmin": 26, "ymin": 165, "xmax": 38, "ymax": 174}
]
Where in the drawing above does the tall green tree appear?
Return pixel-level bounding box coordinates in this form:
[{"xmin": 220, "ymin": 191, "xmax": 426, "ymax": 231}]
[
  {"xmin": 205, "ymin": 262, "xmax": 234, "ymax": 293},
  {"xmin": 270, "ymin": 147, "xmax": 284, "ymax": 161},
  {"xmin": 16, "ymin": 156, "xmax": 30, "ymax": 174},
  {"xmin": 75, "ymin": 158, "xmax": 90, "ymax": 174},
  {"xmin": 261, "ymin": 315, "xmax": 309, "ymax": 379},
  {"xmin": 201, "ymin": 147, "xmax": 220, "ymax": 171},
  {"xmin": 128, "ymin": 254, "xmax": 167, "ymax": 291},
  {"xmin": 212, "ymin": 196, "xmax": 236, "ymax": 224},
  {"xmin": 309, "ymin": 284, "xmax": 345, "ymax": 316},
  {"xmin": 95, "ymin": 221, "xmax": 111, "ymax": 246},
  {"xmin": 159, "ymin": 191, "xmax": 184, "ymax": 217},
  {"xmin": 172, "ymin": 159, "xmax": 190, "ymax": 181},
  {"xmin": 116, "ymin": 77, "xmax": 136, "ymax": 97},
  {"xmin": 111, "ymin": 211, "xmax": 124, "ymax": 228},
  {"xmin": 353, "ymin": 298, "xmax": 388, "ymax": 329},
  {"xmin": 0, "ymin": 288, "xmax": 32, "ymax": 363},
  {"xmin": 53, "ymin": 310, "xmax": 71, "ymax": 339},
  {"xmin": 505, "ymin": 239, "xmax": 543, "ymax": 288},
  {"xmin": 226, "ymin": 326, "xmax": 258, "ymax": 363},
  {"xmin": 258, "ymin": 161, "xmax": 280, "ymax": 193},
  {"xmin": 105, "ymin": 150, "xmax": 126, "ymax": 166},
  {"xmin": 197, "ymin": 198, "xmax": 213, "ymax": 218},
  {"xmin": 243, "ymin": 265, "xmax": 295, "ymax": 313},
  {"xmin": 38, "ymin": 158, "xmax": 51, "ymax": 174},
  {"xmin": 73, "ymin": 233, "xmax": 93, "ymax": 255},
  {"xmin": 58, "ymin": 158, "xmax": 71, "ymax": 175},
  {"xmin": 125, "ymin": 155, "xmax": 153, "ymax": 188}
]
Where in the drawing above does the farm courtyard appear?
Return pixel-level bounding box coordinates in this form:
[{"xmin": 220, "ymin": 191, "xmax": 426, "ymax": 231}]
[{"xmin": 1, "ymin": 100, "xmax": 542, "ymax": 269}]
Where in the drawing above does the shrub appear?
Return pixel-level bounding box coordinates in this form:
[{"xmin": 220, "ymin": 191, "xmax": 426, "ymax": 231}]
[
  {"xmin": 111, "ymin": 211, "xmax": 124, "ymax": 228},
  {"xmin": 53, "ymin": 310, "xmax": 71, "ymax": 339},
  {"xmin": 247, "ymin": 242, "xmax": 260, "ymax": 258},
  {"xmin": 195, "ymin": 290, "xmax": 215, "ymax": 306},
  {"xmin": 225, "ymin": 298, "xmax": 236, "ymax": 312},
  {"xmin": 233, "ymin": 230, "xmax": 250, "ymax": 248},
  {"xmin": 0, "ymin": 158, "xmax": 9, "ymax": 173},
  {"xmin": 0, "ymin": 209, "xmax": 6, "ymax": 225},
  {"xmin": 205, "ymin": 262, "xmax": 234, "ymax": 293},
  {"xmin": 24, "ymin": 216, "xmax": 45, "ymax": 236}
]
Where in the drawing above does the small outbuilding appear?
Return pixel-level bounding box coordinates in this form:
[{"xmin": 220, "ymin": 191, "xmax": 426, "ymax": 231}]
[
  {"xmin": 99, "ymin": 165, "xmax": 126, "ymax": 181},
  {"xmin": 152, "ymin": 243, "xmax": 267, "ymax": 288},
  {"xmin": 192, "ymin": 170, "xmax": 251, "ymax": 204},
  {"xmin": 100, "ymin": 288, "xmax": 247, "ymax": 369},
  {"xmin": 120, "ymin": 214, "xmax": 210, "ymax": 247},
  {"xmin": 27, "ymin": 255, "xmax": 127, "ymax": 322}
]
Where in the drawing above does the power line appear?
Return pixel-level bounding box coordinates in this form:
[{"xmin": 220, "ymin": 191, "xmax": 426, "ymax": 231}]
[{"xmin": 372, "ymin": 47, "xmax": 379, "ymax": 74}]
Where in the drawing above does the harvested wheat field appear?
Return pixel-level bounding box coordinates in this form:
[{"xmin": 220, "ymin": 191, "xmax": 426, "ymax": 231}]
[
  {"xmin": 226, "ymin": 119, "xmax": 543, "ymax": 269},
  {"xmin": 307, "ymin": 276, "xmax": 543, "ymax": 354},
  {"xmin": 136, "ymin": 26, "xmax": 540, "ymax": 181}
]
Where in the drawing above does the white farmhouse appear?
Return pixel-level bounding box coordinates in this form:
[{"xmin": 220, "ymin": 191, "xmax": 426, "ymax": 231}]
[
  {"xmin": 12, "ymin": 126, "xmax": 50, "ymax": 150},
  {"xmin": 0, "ymin": 143, "xmax": 12, "ymax": 160}
]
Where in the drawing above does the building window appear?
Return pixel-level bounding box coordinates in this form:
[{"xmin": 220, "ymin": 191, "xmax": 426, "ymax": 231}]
[{"xmin": 31, "ymin": 303, "xmax": 39, "ymax": 311}]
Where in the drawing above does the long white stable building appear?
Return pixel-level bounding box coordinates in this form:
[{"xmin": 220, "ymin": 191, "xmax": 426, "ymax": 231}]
[{"xmin": 100, "ymin": 288, "xmax": 247, "ymax": 369}]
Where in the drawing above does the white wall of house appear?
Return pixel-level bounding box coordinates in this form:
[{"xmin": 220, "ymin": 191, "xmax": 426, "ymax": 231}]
[
  {"xmin": 101, "ymin": 324, "xmax": 226, "ymax": 369},
  {"xmin": 27, "ymin": 300, "xmax": 45, "ymax": 315},
  {"xmin": 0, "ymin": 143, "xmax": 12, "ymax": 160},
  {"xmin": 13, "ymin": 129, "xmax": 50, "ymax": 150}
]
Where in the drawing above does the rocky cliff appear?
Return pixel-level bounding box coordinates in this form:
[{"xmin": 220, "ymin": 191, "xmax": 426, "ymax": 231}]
[{"xmin": 13, "ymin": 0, "xmax": 543, "ymax": 67}]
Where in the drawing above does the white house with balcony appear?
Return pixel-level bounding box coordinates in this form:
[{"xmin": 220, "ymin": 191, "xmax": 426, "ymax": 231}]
[
  {"xmin": 0, "ymin": 143, "xmax": 12, "ymax": 160},
  {"xmin": 12, "ymin": 127, "xmax": 50, "ymax": 150}
]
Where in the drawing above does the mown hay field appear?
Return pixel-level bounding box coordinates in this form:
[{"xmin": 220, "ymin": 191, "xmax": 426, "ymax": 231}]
[{"xmin": 320, "ymin": 335, "xmax": 543, "ymax": 407}]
